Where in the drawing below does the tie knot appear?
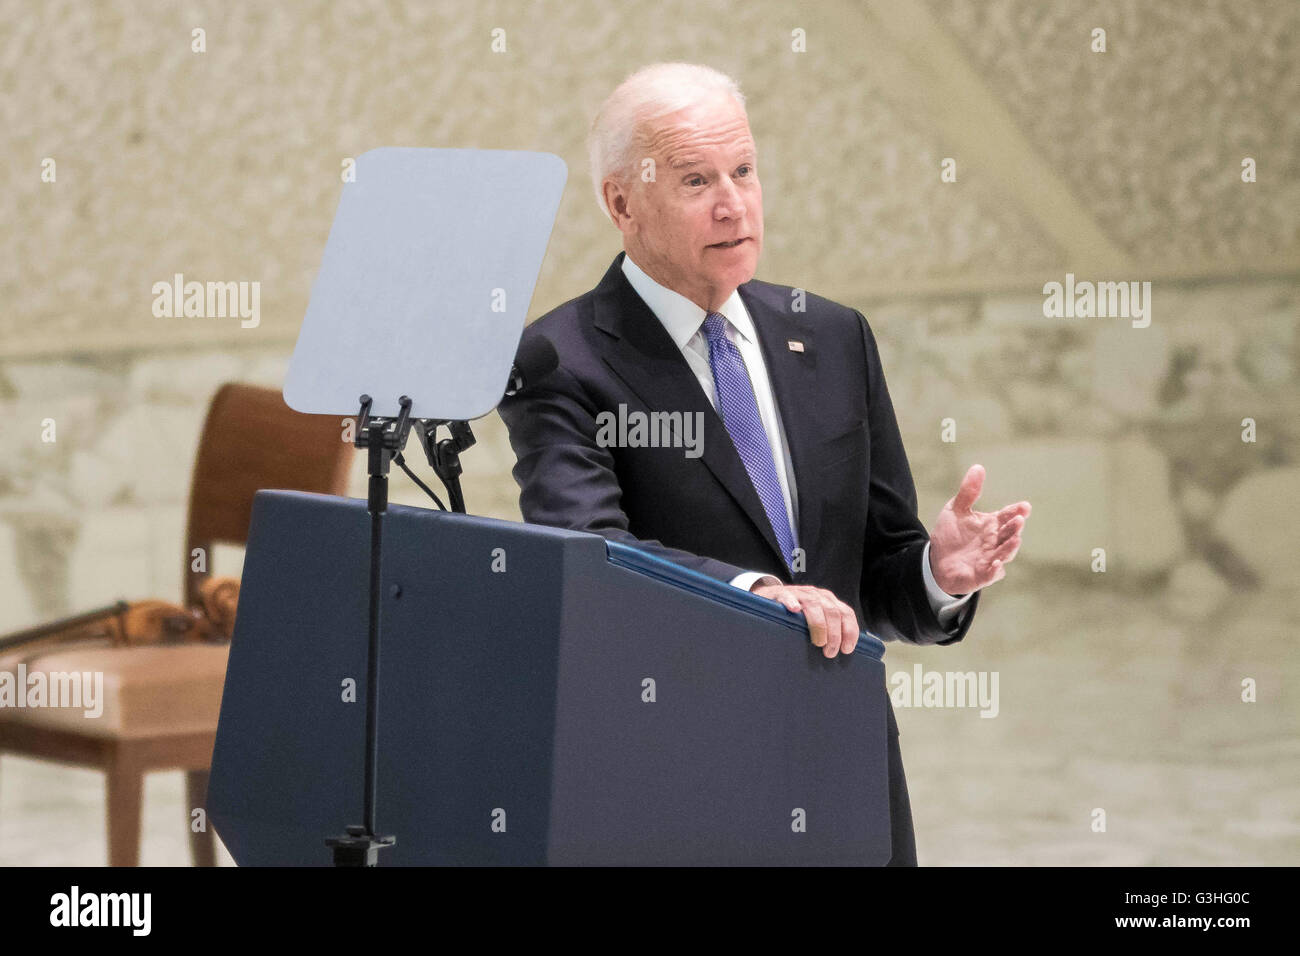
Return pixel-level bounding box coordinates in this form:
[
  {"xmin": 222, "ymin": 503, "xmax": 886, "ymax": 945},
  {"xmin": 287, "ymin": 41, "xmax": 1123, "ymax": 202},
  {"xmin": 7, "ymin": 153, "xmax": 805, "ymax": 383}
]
[{"xmin": 702, "ymin": 311, "xmax": 729, "ymax": 344}]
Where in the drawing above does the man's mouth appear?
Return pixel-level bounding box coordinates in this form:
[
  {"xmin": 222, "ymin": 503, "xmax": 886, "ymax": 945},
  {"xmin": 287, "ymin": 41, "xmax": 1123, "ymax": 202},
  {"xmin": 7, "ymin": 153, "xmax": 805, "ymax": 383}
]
[{"xmin": 708, "ymin": 238, "xmax": 749, "ymax": 248}]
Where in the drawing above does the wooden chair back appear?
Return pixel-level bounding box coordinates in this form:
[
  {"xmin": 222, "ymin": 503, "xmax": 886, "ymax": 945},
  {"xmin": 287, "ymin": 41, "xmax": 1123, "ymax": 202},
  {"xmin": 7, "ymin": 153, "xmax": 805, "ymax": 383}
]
[{"xmin": 183, "ymin": 383, "xmax": 352, "ymax": 608}]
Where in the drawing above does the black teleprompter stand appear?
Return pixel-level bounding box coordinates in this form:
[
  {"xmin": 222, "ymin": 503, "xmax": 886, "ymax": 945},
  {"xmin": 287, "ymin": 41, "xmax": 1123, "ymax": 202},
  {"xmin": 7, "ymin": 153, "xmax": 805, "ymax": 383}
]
[
  {"xmin": 324, "ymin": 393, "xmax": 406, "ymax": 866},
  {"xmin": 325, "ymin": 394, "xmax": 477, "ymax": 866},
  {"xmin": 412, "ymin": 418, "xmax": 476, "ymax": 516}
]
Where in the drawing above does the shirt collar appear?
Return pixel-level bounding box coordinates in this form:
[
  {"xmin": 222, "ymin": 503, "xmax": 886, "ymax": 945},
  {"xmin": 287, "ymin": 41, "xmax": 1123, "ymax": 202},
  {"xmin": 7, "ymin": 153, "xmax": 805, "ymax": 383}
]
[{"xmin": 620, "ymin": 252, "xmax": 756, "ymax": 350}]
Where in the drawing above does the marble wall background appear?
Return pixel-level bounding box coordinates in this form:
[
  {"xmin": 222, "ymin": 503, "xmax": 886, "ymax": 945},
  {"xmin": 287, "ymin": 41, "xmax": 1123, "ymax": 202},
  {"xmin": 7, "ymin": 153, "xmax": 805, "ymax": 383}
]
[{"xmin": 1, "ymin": 0, "xmax": 1296, "ymax": 865}]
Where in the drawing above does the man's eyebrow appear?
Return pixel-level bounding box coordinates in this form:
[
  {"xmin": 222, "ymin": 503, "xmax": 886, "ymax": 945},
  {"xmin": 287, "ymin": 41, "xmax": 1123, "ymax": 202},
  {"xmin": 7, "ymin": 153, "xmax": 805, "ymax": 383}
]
[{"xmin": 669, "ymin": 150, "xmax": 757, "ymax": 171}]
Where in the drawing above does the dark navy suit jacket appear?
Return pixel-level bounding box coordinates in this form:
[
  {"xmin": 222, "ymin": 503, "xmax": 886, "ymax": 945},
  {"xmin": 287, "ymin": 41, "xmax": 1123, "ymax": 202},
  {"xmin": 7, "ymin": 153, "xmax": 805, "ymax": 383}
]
[{"xmin": 497, "ymin": 251, "xmax": 979, "ymax": 864}]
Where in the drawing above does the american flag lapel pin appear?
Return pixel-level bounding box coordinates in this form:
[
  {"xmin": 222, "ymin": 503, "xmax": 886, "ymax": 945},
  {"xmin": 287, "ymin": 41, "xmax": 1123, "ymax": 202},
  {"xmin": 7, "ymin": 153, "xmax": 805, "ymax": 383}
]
[{"xmin": 787, "ymin": 340, "xmax": 805, "ymax": 352}]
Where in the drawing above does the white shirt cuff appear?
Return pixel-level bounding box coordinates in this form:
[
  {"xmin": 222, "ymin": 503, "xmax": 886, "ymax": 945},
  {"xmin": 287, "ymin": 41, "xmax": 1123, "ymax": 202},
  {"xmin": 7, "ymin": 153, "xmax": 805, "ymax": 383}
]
[
  {"xmin": 730, "ymin": 571, "xmax": 782, "ymax": 592},
  {"xmin": 922, "ymin": 540, "xmax": 975, "ymax": 630}
]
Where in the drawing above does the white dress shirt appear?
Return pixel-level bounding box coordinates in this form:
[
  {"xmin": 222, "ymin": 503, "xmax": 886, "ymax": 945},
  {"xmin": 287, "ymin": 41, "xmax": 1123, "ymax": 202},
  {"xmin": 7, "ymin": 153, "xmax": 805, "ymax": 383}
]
[{"xmin": 620, "ymin": 253, "xmax": 974, "ymax": 632}]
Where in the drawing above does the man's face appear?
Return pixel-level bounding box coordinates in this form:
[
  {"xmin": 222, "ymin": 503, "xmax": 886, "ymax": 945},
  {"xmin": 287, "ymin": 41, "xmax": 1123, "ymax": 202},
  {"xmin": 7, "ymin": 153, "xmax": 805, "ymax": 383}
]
[{"xmin": 608, "ymin": 92, "xmax": 763, "ymax": 312}]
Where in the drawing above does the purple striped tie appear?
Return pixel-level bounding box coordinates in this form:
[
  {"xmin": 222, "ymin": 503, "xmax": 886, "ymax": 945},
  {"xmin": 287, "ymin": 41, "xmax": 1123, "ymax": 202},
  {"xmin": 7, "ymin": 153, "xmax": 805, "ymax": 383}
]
[{"xmin": 701, "ymin": 311, "xmax": 797, "ymax": 572}]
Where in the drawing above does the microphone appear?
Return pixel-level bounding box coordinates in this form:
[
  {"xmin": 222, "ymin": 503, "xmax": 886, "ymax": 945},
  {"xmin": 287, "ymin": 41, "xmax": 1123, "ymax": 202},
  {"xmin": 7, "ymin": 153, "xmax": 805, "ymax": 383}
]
[{"xmin": 505, "ymin": 334, "xmax": 558, "ymax": 396}]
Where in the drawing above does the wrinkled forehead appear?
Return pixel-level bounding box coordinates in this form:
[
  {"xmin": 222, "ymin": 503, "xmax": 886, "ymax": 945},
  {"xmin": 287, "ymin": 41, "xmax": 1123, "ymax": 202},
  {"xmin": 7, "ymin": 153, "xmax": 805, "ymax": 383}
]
[{"xmin": 640, "ymin": 95, "xmax": 756, "ymax": 166}]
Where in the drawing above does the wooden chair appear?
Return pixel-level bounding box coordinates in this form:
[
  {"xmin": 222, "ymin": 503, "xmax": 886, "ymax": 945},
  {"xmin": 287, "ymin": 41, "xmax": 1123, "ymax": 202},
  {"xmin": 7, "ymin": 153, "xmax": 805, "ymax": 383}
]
[{"xmin": 0, "ymin": 383, "xmax": 352, "ymax": 865}]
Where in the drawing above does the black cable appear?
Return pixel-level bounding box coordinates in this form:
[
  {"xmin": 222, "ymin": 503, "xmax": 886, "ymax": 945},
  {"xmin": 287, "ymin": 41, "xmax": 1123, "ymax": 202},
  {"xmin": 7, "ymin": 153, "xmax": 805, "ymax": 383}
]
[{"xmin": 393, "ymin": 452, "xmax": 448, "ymax": 511}]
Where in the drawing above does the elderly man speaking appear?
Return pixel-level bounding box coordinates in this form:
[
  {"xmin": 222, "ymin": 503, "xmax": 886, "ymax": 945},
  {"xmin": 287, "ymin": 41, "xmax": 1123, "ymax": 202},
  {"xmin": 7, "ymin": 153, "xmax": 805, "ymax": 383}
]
[{"xmin": 497, "ymin": 62, "xmax": 1030, "ymax": 865}]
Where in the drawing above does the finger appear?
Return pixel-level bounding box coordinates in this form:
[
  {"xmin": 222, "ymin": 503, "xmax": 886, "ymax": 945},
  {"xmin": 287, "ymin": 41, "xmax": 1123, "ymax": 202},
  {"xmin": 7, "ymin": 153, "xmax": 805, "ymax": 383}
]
[
  {"xmin": 840, "ymin": 602, "xmax": 860, "ymax": 655},
  {"xmin": 782, "ymin": 586, "xmax": 812, "ymax": 613},
  {"xmin": 995, "ymin": 500, "xmax": 1031, "ymax": 523},
  {"xmin": 990, "ymin": 533, "xmax": 1021, "ymax": 565},
  {"xmin": 816, "ymin": 595, "xmax": 843, "ymax": 658},
  {"xmin": 837, "ymin": 598, "xmax": 857, "ymax": 658},
  {"xmin": 803, "ymin": 602, "xmax": 828, "ymax": 648},
  {"xmin": 967, "ymin": 541, "xmax": 1017, "ymax": 591},
  {"xmin": 756, "ymin": 584, "xmax": 802, "ymax": 613},
  {"xmin": 988, "ymin": 558, "xmax": 1007, "ymax": 585},
  {"xmin": 996, "ymin": 515, "xmax": 1024, "ymax": 545},
  {"xmin": 952, "ymin": 464, "xmax": 985, "ymax": 514}
]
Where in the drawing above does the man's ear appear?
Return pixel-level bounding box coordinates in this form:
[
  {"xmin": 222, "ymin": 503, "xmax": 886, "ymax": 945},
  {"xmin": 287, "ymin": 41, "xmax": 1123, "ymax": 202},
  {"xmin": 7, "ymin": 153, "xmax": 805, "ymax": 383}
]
[{"xmin": 603, "ymin": 178, "xmax": 635, "ymax": 234}]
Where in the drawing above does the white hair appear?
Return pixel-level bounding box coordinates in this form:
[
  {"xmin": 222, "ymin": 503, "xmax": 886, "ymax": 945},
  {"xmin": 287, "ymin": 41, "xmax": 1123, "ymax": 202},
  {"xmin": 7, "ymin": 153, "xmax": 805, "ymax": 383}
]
[{"xmin": 587, "ymin": 62, "xmax": 747, "ymax": 220}]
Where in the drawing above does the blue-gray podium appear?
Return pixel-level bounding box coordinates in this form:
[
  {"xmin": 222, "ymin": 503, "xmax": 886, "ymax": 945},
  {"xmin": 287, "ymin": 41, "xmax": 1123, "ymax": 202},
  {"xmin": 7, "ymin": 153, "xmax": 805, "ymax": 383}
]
[{"xmin": 208, "ymin": 489, "xmax": 893, "ymax": 865}]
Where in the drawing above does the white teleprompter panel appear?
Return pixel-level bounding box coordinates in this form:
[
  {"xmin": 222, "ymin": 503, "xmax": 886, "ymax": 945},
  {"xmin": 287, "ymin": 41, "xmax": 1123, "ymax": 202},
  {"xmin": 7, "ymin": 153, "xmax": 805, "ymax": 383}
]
[{"xmin": 285, "ymin": 147, "xmax": 567, "ymax": 420}]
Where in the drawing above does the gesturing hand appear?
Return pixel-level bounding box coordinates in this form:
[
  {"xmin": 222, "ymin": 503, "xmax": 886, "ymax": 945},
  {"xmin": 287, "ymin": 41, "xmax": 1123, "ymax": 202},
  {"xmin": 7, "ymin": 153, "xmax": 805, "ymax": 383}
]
[{"xmin": 929, "ymin": 464, "xmax": 1030, "ymax": 596}]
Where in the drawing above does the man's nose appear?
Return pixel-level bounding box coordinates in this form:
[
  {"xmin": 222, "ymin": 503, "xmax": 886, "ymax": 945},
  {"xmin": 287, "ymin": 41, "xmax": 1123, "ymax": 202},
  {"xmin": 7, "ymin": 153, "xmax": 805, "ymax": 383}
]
[{"xmin": 714, "ymin": 176, "xmax": 746, "ymax": 219}]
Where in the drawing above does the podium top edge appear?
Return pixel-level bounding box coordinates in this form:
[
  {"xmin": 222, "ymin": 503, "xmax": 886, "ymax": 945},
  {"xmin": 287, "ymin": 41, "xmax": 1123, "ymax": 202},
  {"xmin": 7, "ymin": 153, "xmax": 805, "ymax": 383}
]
[{"xmin": 605, "ymin": 541, "xmax": 887, "ymax": 662}]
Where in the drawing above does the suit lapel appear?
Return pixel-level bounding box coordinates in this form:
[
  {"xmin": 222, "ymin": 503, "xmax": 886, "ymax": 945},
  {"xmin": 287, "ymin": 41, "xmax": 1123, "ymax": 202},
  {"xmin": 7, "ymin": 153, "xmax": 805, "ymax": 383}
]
[
  {"xmin": 592, "ymin": 254, "xmax": 790, "ymax": 571},
  {"xmin": 739, "ymin": 285, "xmax": 824, "ymax": 573}
]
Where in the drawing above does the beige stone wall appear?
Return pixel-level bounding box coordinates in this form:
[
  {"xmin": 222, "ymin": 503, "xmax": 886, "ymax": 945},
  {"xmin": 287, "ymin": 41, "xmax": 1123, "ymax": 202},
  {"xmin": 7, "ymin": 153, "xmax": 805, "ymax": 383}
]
[{"xmin": 1, "ymin": 0, "xmax": 1296, "ymax": 865}]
